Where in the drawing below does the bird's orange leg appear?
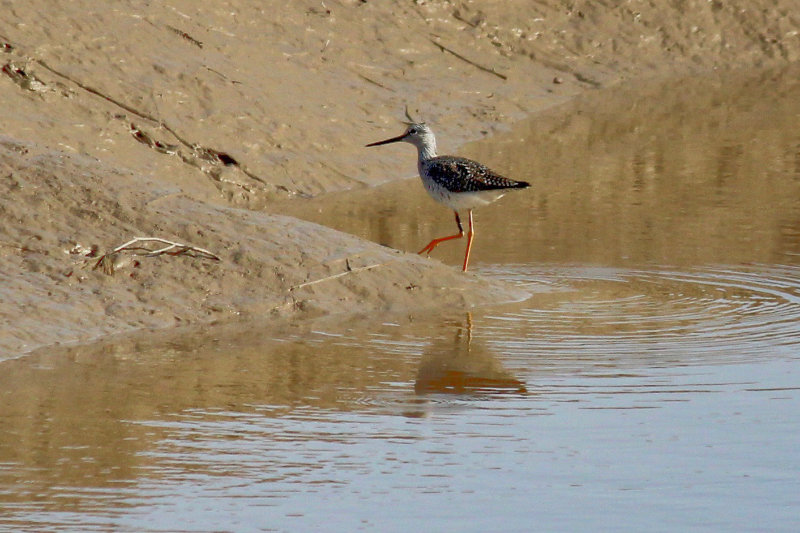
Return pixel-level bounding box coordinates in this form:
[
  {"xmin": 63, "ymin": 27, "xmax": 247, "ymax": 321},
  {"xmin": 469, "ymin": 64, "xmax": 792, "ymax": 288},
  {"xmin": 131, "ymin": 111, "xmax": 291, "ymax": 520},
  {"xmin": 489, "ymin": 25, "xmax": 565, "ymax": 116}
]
[
  {"xmin": 462, "ymin": 210, "xmax": 474, "ymax": 272},
  {"xmin": 419, "ymin": 211, "xmax": 463, "ymax": 255}
]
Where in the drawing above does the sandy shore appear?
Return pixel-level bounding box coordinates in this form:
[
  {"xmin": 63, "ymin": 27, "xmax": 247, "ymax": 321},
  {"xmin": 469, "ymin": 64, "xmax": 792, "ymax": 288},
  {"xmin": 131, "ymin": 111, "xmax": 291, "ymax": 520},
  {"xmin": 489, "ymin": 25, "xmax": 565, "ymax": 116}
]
[{"xmin": 1, "ymin": 1, "xmax": 798, "ymax": 357}]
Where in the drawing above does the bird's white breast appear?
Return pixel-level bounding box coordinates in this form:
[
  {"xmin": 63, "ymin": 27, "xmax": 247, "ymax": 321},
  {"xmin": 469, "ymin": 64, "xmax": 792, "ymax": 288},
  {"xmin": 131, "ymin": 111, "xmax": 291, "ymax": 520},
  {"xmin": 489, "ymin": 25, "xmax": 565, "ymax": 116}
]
[{"xmin": 420, "ymin": 177, "xmax": 506, "ymax": 210}]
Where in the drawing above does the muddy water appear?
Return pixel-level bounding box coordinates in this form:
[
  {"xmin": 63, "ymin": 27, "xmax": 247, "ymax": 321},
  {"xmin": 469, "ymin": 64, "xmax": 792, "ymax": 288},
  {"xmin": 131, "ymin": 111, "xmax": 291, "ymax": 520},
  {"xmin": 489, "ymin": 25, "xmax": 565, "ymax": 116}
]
[{"xmin": 3, "ymin": 67, "xmax": 800, "ymax": 532}]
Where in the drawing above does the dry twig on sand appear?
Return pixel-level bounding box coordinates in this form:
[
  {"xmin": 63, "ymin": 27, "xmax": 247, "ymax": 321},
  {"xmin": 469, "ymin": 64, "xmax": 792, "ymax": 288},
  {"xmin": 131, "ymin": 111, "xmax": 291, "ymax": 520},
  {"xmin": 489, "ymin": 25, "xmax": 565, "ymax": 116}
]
[
  {"xmin": 93, "ymin": 237, "xmax": 220, "ymax": 275},
  {"xmin": 289, "ymin": 262, "xmax": 389, "ymax": 291}
]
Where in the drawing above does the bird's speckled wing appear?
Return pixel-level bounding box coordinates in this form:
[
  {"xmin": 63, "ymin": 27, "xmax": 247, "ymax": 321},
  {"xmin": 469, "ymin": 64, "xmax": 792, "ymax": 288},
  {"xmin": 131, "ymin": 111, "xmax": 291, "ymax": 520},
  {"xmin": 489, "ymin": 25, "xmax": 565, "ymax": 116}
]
[{"xmin": 423, "ymin": 156, "xmax": 529, "ymax": 192}]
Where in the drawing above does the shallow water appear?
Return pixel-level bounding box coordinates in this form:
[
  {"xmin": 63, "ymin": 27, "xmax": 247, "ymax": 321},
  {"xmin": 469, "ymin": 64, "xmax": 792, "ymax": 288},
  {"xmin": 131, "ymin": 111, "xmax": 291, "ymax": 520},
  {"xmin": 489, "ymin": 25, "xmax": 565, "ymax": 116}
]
[{"xmin": 3, "ymin": 66, "xmax": 800, "ymax": 532}]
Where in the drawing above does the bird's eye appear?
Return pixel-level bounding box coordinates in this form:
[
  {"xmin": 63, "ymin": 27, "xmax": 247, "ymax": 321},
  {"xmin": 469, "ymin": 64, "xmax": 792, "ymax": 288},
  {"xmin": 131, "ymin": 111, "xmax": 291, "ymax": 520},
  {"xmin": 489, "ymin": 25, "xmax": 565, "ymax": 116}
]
[{"xmin": 409, "ymin": 128, "xmax": 417, "ymax": 134}]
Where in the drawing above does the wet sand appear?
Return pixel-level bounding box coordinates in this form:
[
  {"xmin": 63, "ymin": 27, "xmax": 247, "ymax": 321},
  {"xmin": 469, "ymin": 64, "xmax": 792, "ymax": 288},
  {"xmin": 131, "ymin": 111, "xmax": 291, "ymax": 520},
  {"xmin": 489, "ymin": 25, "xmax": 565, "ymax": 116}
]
[{"xmin": 2, "ymin": 1, "xmax": 800, "ymax": 355}]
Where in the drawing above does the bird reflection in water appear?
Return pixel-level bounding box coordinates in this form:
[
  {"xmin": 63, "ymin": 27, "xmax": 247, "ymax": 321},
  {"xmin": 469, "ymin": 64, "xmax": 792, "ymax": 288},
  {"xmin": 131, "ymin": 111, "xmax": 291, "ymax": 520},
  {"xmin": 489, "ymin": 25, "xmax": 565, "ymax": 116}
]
[{"xmin": 414, "ymin": 313, "xmax": 526, "ymax": 395}]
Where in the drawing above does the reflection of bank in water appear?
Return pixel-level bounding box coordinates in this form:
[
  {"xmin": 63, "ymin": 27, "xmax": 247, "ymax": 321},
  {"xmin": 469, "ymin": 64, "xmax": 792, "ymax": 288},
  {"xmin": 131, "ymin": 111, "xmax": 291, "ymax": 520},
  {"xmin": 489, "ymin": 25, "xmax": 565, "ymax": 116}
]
[
  {"xmin": 274, "ymin": 65, "xmax": 800, "ymax": 269},
  {"xmin": 415, "ymin": 313, "xmax": 526, "ymax": 395}
]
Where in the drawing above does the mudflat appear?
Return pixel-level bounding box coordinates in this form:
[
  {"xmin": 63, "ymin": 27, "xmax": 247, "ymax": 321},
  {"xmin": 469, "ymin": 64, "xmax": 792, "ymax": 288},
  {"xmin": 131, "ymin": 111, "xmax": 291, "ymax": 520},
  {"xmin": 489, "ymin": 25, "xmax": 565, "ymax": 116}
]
[{"xmin": 2, "ymin": 1, "xmax": 798, "ymax": 356}]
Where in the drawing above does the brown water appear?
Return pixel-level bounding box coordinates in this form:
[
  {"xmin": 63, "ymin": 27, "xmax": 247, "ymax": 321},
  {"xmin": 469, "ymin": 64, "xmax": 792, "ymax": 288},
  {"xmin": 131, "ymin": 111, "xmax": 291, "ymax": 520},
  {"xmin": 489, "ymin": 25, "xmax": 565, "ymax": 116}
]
[{"xmin": 2, "ymin": 66, "xmax": 800, "ymax": 532}]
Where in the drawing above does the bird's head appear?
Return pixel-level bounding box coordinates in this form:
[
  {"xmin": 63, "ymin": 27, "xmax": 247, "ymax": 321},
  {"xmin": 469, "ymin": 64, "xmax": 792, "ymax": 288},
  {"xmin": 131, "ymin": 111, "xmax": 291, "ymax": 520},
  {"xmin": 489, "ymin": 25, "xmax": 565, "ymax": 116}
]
[{"xmin": 366, "ymin": 122, "xmax": 436, "ymax": 151}]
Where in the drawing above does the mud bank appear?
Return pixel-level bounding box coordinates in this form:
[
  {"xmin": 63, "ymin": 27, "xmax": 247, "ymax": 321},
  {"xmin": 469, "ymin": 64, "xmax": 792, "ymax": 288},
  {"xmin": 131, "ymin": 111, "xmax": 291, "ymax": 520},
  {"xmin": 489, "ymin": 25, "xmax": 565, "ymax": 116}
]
[{"xmin": 1, "ymin": 1, "xmax": 798, "ymax": 356}]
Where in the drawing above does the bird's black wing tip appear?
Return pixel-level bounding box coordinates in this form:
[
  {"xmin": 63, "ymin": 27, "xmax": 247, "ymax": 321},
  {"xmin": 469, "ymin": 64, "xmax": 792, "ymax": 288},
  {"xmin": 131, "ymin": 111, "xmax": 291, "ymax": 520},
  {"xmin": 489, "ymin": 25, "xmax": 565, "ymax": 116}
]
[{"xmin": 516, "ymin": 180, "xmax": 531, "ymax": 189}]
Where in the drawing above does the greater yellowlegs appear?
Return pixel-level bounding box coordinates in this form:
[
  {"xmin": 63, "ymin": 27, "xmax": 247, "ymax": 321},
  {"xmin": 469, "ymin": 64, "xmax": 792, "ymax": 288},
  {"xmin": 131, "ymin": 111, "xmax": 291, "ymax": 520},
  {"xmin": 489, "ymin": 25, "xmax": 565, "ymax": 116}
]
[{"xmin": 367, "ymin": 122, "xmax": 530, "ymax": 272}]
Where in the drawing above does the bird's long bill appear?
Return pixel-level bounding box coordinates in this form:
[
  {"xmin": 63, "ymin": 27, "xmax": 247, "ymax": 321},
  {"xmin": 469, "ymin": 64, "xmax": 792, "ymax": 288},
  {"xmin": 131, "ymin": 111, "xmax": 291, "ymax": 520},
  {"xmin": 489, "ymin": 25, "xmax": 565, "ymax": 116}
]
[{"xmin": 365, "ymin": 133, "xmax": 406, "ymax": 147}]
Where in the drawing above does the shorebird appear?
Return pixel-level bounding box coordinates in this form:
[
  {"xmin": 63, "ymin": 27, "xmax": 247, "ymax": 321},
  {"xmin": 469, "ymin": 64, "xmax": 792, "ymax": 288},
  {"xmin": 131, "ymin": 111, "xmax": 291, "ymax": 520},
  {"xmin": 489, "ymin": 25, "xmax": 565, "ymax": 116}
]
[{"xmin": 366, "ymin": 122, "xmax": 530, "ymax": 272}]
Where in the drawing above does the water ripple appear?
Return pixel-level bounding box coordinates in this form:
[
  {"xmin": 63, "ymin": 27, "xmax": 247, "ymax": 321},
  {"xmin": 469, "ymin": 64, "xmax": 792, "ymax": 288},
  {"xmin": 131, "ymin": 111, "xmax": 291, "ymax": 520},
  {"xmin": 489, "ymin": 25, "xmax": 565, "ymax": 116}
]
[{"xmin": 481, "ymin": 263, "xmax": 800, "ymax": 364}]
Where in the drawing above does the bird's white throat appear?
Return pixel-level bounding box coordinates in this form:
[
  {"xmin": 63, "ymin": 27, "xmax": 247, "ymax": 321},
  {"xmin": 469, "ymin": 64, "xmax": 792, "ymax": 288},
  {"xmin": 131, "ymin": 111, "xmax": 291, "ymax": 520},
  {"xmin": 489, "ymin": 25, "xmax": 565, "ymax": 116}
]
[{"xmin": 414, "ymin": 135, "xmax": 438, "ymax": 162}]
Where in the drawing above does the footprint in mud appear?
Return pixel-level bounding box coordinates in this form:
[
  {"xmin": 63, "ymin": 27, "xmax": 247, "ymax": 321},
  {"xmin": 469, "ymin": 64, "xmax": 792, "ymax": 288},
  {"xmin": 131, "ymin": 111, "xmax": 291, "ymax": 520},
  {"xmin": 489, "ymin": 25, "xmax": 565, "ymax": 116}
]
[
  {"xmin": 2, "ymin": 62, "xmax": 49, "ymax": 93},
  {"xmin": 129, "ymin": 123, "xmax": 179, "ymax": 155},
  {"xmin": 129, "ymin": 123, "xmax": 238, "ymax": 167}
]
